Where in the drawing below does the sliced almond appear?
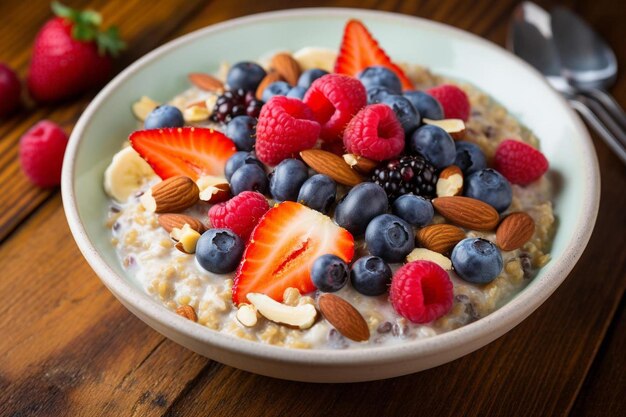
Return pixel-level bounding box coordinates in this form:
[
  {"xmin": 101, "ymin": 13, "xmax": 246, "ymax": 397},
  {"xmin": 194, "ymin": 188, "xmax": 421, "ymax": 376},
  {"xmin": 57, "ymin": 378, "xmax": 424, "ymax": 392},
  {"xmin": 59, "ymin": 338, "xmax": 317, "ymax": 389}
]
[
  {"xmin": 423, "ymin": 118, "xmax": 466, "ymax": 139},
  {"xmin": 158, "ymin": 213, "xmax": 206, "ymax": 234},
  {"xmin": 188, "ymin": 73, "xmax": 224, "ymax": 93},
  {"xmin": 132, "ymin": 96, "xmax": 160, "ymax": 121},
  {"xmin": 436, "ymin": 165, "xmax": 464, "ymax": 197},
  {"xmin": 236, "ymin": 304, "xmax": 258, "ymax": 327},
  {"xmin": 416, "ymin": 224, "xmax": 466, "ymax": 254},
  {"xmin": 496, "ymin": 212, "xmax": 535, "ymax": 251},
  {"xmin": 205, "ymin": 95, "xmax": 218, "ymax": 117},
  {"xmin": 269, "ymin": 52, "xmax": 302, "ymax": 85},
  {"xmin": 141, "ymin": 176, "xmax": 200, "ymax": 213},
  {"xmin": 171, "ymin": 224, "xmax": 201, "ymax": 254},
  {"xmin": 432, "ymin": 196, "xmax": 499, "ymax": 231},
  {"xmin": 318, "ymin": 294, "xmax": 369, "ymax": 342},
  {"xmin": 183, "ymin": 105, "xmax": 210, "ymax": 123},
  {"xmin": 406, "ymin": 248, "xmax": 453, "ymax": 270},
  {"xmin": 342, "ymin": 154, "xmax": 378, "ymax": 175},
  {"xmin": 255, "ymin": 71, "xmax": 284, "ymax": 100},
  {"xmin": 300, "ymin": 149, "xmax": 365, "ymax": 187},
  {"xmin": 196, "ymin": 175, "xmax": 230, "ymax": 203},
  {"xmin": 246, "ymin": 293, "xmax": 317, "ymax": 329},
  {"xmin": 176, "ymin": 305, "xmax": 197, "ymax": 322}
]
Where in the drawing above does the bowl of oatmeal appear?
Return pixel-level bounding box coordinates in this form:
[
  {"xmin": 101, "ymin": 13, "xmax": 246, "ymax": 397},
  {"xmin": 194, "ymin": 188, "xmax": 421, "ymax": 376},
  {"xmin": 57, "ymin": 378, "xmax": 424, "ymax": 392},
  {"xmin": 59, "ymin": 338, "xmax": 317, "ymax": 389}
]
[{"xmin": 61, "ymin": 8, "xmax": 599, "ymax": 382}]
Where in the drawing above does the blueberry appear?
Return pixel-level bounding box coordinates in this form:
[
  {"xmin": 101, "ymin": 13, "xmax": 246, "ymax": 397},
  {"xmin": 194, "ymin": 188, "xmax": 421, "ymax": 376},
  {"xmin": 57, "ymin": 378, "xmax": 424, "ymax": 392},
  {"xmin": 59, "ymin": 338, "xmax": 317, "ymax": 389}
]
[
  {"xmin": 380, "ymin": 94, "xmax": 420, "ymax": 134},
  {"xmin": 226, "ymin": 115, "xmax": 256, "ymax": 151},
  {"xmin": 226, "ymin": 61, "xmax": 266, "ymax": 91},
  {"xmin": 391, "ymin": 194, "xmax": 434, "ymax": 227},
  {"xmin": 350, "ymin": 256, "xmax": 392, "ymax": 296},
  {"xmin": 455, "ymin": 141, "xmax": 487, "ymax": 175},
  {"xmin": 366, "ymin": 86, "xmax": 394, "ymax": 104},
  {"xmin": 357, "ymin": 66, "xmax": 402, "ymax": 94},
  {"xmin": 365, "ymin": 214, "xmax": 415, "ymax": 263},
  {"xmin": 409, "ymin": 125, "xmax": 456, "ymax": 169},
  {"xmin": 311, "ymin": 254, "xmax": 349, "ymax": 292},
  {"xmin": 451, "ymin": 238, "xmax": 503, "ymax": 284},
  {"xmin": 465, "ymin": 168, "xmax": 512, "ymax": 213},
  {"xmin": 297, "ymin": 174, "xmax": 336, "ymax": 214},
  {"xmin": 196, "ymin": 228, "xmax": 244, "ymax": 274},
  {"xmin": 144, "ymin": 105, "xmax": 184, "ymax": 129},
  {"xmin": 224, "ymin": 151, "xmax": 263, "ymax": 181},
  {"xmin": 403, "ymin": 91, "xmax": 444, "ymax": 120},
  {"xmin": 297, "ymin": 68, "xmax": 328, "ymax": 89},
  {"xmin": 261, "ymin": 81, "xmax": 291, "ymax": 102},
  {"xmin": 334, "ymin": 182, "xmax": 388, "ymax": 236},
  {"xmin": 230, "ymin": 163, "xmax": 268, "ymax": 195},
  {"xmin": 287, "ymin": 86, "xmax": 307, "ymax": 100},
  {"xmin": 269, "ymin": 159, "xmax": 309, "ymax": 202}
]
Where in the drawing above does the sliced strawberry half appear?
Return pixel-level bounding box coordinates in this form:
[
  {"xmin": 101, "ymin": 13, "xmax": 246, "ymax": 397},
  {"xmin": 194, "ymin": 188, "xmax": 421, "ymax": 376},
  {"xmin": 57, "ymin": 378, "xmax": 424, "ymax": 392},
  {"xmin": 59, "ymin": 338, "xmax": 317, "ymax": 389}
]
[
  {"xmin": 129, "ymin": 127, "xmax": 236, "ymax": 180},
  {"xmin": 232, "ymin": 202, "xmax": 355, "ymax": 305},
  {"xmin": 334, "ymin": 19, "xmax": 414, "ymax": 91}
]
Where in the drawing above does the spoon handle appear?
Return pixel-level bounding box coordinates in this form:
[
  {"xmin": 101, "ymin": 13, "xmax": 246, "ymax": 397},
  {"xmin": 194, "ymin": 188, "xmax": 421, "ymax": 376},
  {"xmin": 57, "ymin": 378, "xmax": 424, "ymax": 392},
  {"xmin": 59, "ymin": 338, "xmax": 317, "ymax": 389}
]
[
  {"xmin": 568, "ymin": 97, "xmax": 626, "ymax": 164},
  {"xmin": 582, "ymin": 88, "xmax": 626, "ymax": 131}
]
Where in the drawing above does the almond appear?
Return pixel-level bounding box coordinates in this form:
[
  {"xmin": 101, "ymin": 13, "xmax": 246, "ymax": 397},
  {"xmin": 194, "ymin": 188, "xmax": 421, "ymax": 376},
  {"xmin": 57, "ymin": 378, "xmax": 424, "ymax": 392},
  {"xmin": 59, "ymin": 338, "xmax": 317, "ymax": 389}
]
[
  {"xmin": 416, "ymin": 224, "xmax": 466, "ymax": 254},
  {"xmin": 158, "ymin": 213, "xmax": 206, "ymax": 234},
  {"xmin": 496, "ymin": 212, "xmax": 535, "ymax": 251},
  {"xmin": 255, "ymin": 71, "xmax": 284, "ymax": 100},
  {"xmin": 436, "ymin": 165, "xmax": 463, "ymax": 197},
  {"xmin": 176, "ymin": 305, "xmax": 197, "ymax": 322},
  {"xmin": 406, "ymin": 247, "xmax": 453, "ymax": 270},
  {"xmin": 300, "ymin": 149, "xmax": 365, "ymax": 186},
  {"xmin": 423, "ymin": 118, "xmax": 466, "ymax": 139},
  {"xmin": 188, "ymin": 73, "xmax": 224, "ymax": 92},
  {"xmin": 432, "ymin": 196, "xmax": 499, "ymax": 231},
  {"xmin": 196, "ymin": 175, "xmax": 230, "ymax": 203},
  {"xmin": 270, "ymin": 52, "xmax": 302, "ymax": 85},
  {"xmin": 141, "ymin": 176, "xmax": 199, "ymax": 213},
  {"xmin": 131, "ymin": 96, "xmax": 160, "ymax": 121},
  {"xmin": 318, "ymin": 294, "xmax": 369, "ymax": 342},
  {"xmin": 342, "ymin": 153, "xmax": 378, "ymax": 175}
]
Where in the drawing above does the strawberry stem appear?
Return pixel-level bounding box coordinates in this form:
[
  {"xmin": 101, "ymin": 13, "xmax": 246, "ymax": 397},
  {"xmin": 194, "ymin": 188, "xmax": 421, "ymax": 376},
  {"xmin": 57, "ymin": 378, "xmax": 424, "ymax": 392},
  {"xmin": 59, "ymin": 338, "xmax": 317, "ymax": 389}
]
[{"xmin": 51, "ymin": 1, "xmax": 125, "ymax": 57}]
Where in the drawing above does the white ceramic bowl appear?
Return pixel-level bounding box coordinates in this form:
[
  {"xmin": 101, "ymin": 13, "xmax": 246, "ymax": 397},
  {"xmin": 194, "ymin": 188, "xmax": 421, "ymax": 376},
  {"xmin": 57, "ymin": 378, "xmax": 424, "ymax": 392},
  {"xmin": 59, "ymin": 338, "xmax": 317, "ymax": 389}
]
[{"xmin": 62, "ymin": 8, "xmax": 600, "ymax": 382}]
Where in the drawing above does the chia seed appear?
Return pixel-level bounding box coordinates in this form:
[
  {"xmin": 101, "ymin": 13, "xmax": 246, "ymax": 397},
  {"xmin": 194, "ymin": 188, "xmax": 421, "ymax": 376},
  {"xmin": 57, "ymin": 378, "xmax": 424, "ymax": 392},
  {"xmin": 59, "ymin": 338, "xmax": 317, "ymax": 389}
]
[{"xmin": 377, "ymin": 322, "xmax": 392, "ymax": 334}]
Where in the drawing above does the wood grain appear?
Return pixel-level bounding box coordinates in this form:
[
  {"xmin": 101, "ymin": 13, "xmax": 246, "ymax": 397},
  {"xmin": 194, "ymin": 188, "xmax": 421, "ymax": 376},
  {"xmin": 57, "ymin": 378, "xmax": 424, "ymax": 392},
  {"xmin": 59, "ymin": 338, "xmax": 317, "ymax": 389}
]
[{"xmin": 0, "ymin": 0, "xmax": 624, "ymax": 416}]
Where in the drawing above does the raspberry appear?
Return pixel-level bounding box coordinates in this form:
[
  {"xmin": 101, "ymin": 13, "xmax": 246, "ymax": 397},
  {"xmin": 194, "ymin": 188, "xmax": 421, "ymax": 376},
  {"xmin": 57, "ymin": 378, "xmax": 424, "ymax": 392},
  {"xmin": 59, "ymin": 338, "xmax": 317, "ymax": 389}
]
[
  {"xmin": 343, "ymin": 104, "xmax": 404, "ymax": 161},
  {"xmin": 494, "ymin": 139, "xmax": 549, "ymax": 185},
  {"xmin": 303, "ymin": 73, "xmax": 366, "ymax": 142},
  {"xmin": 255, "ymin": 96, "xmax": 320, "ymax": 166},
  {"xmin": 389, "ymin": 261, "xmax": 453, "ymax": 324},
  {"xmin": 19, "ymin": 120, "xmax": 68, "ymax": 187},
  {"xmin": 208, "ymin": 191, "xmax": 270, "ymax": 240},
  {"xmin": 426, "ymin": 84, "xmax": 470, "ymax": 121}
]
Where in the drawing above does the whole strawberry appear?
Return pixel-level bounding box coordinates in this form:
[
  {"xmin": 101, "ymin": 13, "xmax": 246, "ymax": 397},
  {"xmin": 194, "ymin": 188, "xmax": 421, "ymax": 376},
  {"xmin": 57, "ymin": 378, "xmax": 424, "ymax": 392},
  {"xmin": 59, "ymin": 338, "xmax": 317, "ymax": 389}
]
[{"xmin": 27, "ymin": 2, "xmax": 125, "ymax": 102}]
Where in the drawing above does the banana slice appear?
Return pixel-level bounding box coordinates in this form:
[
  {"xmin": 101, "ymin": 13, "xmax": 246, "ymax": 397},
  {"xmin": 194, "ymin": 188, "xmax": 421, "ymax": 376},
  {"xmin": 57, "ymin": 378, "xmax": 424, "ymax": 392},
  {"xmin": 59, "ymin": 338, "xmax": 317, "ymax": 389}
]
[
  {"xmin": 104, "ymin": 146, "xmax": 156, "ymax": 202},
  {"xmin": 292, "ymin": 47, "xmax": 337, "ymax": 73}
]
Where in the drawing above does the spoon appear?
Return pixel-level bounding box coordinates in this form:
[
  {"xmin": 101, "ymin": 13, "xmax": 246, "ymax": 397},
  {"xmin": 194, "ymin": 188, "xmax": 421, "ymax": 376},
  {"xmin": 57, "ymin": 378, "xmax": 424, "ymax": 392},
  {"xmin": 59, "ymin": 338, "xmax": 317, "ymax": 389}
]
[
  {"xmin": 550, "ymin": 6, "xmax": 626, "ymax": 131},
  {"xmin": 508, "ymin": 2, "xmax": 626, "ymax": 163}
]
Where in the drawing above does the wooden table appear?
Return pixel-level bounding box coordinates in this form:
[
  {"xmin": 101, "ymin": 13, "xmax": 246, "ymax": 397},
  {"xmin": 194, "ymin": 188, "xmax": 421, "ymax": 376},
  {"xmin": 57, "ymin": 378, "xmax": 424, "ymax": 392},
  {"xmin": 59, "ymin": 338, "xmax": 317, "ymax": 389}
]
[{"xmin": 1, "ymin": 0, "xmax": 625, "ymax": 415}]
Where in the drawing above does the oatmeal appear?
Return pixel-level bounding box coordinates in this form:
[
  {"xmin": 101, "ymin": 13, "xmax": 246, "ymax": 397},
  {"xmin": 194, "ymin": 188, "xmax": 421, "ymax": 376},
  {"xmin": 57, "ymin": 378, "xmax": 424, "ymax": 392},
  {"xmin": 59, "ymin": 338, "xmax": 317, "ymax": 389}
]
[{"xmin": 104, "ymin": 19, "xmax": 554, "ymax": 350}]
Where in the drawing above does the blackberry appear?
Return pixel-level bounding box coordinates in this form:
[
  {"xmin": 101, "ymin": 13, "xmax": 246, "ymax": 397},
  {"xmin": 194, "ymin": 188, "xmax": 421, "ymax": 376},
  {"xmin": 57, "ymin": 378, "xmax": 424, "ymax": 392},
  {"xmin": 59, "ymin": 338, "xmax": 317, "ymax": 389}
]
[
  {"xmin": 211, "ymin": 89, "xmax": 263, "ymax": 123},
  {"xmin": 371, "ymin": 155, "xmax": 438, "ymax": 200}
]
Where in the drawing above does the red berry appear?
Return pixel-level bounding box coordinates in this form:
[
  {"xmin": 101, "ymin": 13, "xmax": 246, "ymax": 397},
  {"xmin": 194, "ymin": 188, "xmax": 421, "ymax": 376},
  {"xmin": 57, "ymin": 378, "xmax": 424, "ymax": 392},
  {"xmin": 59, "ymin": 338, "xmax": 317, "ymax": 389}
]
[
  {"xmin": 303, "ymin": 74, "xmax": 366, "ymax": 142},
  {"xmin": 255, "ymin": 96, "xmax": 321, "ymax": 166},
  {"xmin": 426, "ymin": 84, "xmax": 471, "ymax": 121},
  {"xmin": 321, "ymin": 140, "xmax": 347, "ymax": 156},
  {"xmin": 19, "ymin": 120, "xmax": 68, "ymax": 187},
  {"xmin": 209, "ymin": 191, "xmax": 270, "ymax": 241},
  {"xmin": 389, "ymin": 261, "xmax": 453, "ymax": 324},
  {"xmin": 0, "ymin": 63, "xmax": 21, "ymax": 117},
  {"xmin": 343, "ymin": 104, "xmax": 404, "ymax": 161},
  {"xmin": 494, "ymin": 139, "xmax": 549, "ymax": 185}
]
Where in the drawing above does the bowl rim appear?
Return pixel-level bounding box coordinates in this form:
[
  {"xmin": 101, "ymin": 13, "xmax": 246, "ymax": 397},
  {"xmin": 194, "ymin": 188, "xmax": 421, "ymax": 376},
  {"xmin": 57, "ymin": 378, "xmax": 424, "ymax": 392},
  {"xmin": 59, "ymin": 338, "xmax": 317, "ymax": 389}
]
[{"xmin": 62, "ymin": 7, "xmax": 600, "ymax": 366}]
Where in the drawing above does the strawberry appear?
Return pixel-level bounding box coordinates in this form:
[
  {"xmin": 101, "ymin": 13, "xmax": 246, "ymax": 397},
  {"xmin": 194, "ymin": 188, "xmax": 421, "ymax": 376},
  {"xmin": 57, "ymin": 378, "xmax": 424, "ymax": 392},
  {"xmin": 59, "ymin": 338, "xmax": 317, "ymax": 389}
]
[
  {"xmin": 27, "ymin": 2, "xmax": 125, "ymax": 102},
  {"xmin": 232, "ymin": 202, "xmax": 355, "ymax": 305},
  {"xmin": 334, "ymin": 19, "xmax": 413, "ymax": 91},
  {"xmin": 129, "ymin": 127, "xmax": 237, "ymax": 180}
]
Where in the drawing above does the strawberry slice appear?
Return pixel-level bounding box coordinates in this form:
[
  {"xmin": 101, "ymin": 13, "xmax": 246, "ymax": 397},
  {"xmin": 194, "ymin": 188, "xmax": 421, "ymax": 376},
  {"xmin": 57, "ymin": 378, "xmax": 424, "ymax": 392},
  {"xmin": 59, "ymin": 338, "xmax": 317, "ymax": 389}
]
[
  {"xmin": 129, "ymin": 127, "xmax": 236, "ymax": 180},
  {"xmin": 334, "ymin": 19, "xmax": 414, "ymax": 91},
  {"xmin": 232, "ymin": 202, "xmax": 355, "ymax": 305}
]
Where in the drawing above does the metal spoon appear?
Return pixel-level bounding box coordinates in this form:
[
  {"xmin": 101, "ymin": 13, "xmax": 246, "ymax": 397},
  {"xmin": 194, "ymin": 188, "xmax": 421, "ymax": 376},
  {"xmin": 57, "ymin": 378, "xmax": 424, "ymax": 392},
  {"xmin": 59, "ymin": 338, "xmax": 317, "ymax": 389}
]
[
  {"xmin": 508, "ymin": 2, "xmax": 626, "ymax": 163},
  {"xmin": 551, "ymin": 6, "xmax": 626, "ymax": 131}
]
